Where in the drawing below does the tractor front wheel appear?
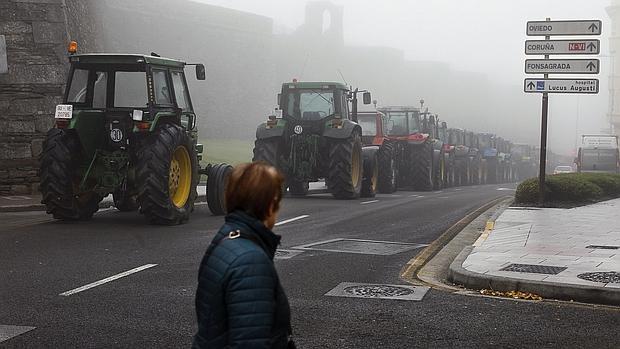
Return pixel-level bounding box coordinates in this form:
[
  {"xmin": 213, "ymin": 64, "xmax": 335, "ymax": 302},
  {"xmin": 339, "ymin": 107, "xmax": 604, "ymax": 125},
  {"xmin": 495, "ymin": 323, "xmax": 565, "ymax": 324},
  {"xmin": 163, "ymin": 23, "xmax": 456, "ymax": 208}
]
[
  {"xmin": 328, "ymin": 133, "xmax": 363, "ymax": 199},
  {"xmin": 411, "ymin": 142, "xmax": 434, "ymax": 191},
  {"xmin": 137, "ymin": 124, "xmax": 198, "ymax": 225},
  {"xmin": 361, "ymin": 147, "xmax": 379, "ymax": 198},
  {"xmin": 206, "ymin": 163, "xmax": 232, "ymax": 215}
]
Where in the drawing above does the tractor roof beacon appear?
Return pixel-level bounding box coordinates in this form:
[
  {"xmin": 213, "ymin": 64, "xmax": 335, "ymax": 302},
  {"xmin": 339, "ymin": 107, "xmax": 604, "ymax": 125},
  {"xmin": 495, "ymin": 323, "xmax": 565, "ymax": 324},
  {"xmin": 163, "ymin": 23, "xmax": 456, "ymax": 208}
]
[{"xmin": 40, "ymin": 43, "xmax": 230, "ymax": 224}]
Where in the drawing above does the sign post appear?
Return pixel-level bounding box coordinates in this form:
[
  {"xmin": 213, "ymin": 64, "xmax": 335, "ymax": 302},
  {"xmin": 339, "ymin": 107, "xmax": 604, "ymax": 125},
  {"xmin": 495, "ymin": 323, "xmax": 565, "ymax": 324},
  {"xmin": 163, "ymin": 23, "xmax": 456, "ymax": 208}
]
[{"xmin": 524, "ymin": 18, "xmax": 601, "ymax": 204}]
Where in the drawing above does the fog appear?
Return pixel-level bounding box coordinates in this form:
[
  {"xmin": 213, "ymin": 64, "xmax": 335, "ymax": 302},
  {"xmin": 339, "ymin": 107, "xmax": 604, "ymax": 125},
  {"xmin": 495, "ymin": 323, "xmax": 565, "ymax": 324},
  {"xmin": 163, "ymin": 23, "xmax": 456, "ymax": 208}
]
[{"xmin": 92, "ymin": 0, "xmax": 614, "ymax": 155}]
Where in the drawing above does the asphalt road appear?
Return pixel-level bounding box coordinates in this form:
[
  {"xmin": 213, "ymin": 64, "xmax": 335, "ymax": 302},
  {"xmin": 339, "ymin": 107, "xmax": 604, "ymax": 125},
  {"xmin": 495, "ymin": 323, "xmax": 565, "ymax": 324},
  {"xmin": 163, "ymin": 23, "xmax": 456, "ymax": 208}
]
[{"xmin": 1, "ymin": 184, "xmax": 618, "ymax": 348}]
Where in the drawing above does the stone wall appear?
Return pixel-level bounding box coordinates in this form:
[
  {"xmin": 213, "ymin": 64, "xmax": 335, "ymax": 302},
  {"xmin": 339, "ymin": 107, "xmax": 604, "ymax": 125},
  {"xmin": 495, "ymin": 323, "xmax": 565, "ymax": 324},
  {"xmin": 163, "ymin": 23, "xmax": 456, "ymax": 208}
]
[{"xmin": 0, "ymin": 0, "xmax": 99, "ymax": 195}]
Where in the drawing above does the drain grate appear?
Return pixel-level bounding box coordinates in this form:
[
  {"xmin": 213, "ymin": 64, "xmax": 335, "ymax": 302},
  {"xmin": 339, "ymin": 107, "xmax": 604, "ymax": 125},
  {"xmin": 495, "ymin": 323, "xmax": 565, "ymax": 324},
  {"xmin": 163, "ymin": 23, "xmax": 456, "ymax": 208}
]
[
  {"xmin": 577, "ymin": 272, "xmax": 620, "ymax": 284},
  {"xmin": 586, "ymin": 245, "xmax": 620, "ymax": 250},
  {"xmin": 274, "ymin": 249, "xmax": 303, "ymax": 260},
  {"xmin": 325, "ymin": 282, "xmax": 429, "ymax": 301},
  {"xmin": 293, "ymin": 238, "xmax": 427, "ymax": 256},
  {"xmin": 500, "ymin": 263, "xmax": 567, "ymax": 275}
]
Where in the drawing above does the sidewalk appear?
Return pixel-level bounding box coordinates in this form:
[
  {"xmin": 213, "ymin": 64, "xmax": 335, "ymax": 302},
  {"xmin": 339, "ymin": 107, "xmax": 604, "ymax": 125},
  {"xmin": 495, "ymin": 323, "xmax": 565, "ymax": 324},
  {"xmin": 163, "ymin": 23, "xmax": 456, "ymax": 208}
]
[
  {"xmin": 449, "ymin": 198, "xmax": 620, "ymax": 306},
  {"xmin": 0, "ymin": 186, "xmax": 210, "ymax": 212}
]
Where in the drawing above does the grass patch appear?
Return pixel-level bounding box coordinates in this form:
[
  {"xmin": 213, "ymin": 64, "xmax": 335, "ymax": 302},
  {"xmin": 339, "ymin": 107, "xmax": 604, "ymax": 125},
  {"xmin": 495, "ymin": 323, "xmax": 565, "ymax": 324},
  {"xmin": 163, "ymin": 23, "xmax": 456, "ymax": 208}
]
[
  {"xmin": 515, "ymin": 172, "xmax": 620, "ymax": 207},
  {"xmin": 199, "ymin": 139, "xmax": 254, "ymax": 166}
]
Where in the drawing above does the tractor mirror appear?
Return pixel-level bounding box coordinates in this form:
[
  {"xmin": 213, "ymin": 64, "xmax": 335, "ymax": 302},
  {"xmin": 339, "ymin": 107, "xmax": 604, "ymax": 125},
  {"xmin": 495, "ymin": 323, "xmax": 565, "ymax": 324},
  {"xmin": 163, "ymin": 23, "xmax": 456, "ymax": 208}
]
[
  {"xmin": 362, "ymin": 92, "xmax": 372, "ymax": 105},
  {"xmin": 442, "ymin": 121, "xmax": 447, "ymax": 128},
  {"xmin": 277, "ymin": 93, "xmax": 281, "ymax": 106},
  {"xmin": 195, "ymin": 64, "xmax": 206, "ymax": 80}
]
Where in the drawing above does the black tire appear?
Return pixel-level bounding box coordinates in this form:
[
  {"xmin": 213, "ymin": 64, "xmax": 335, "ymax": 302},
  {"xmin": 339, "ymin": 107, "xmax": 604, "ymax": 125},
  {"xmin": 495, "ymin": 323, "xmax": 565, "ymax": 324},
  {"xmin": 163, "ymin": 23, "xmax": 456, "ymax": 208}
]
[
  {"xmin": 433, "ymin": 150, "xmax": 445, "ymax": 191},
  {"xmin": 328, "ymin": 132, "xmax": 363, "ymax": 199},
  {"xmin": 470, "ymin": 157, "xmax": 481, "ymax": 185},
  {"xmin": 445, "ymin": 155, "xmax": 455, "ymax": 188},
  {"xmin": 207, "ymin": 163, "xmax": 232, "ymax": 215},
  {"xmin": 136, "ymin": 124, "xmax": 198, "ymax": 225},
  {"xmin": 411, "ymin": 142, "xmax": 434, "ymax": 191},
  {"xmin": 252, "ymin": 138, "xmax": 280, "ymax": 166},
  {"xmin": 288, "ymin": 180, "xmax": 309, "ymax": 197},
  {"xmin": 39, "ymin": 128, "xmax": 102, "ymax": 220},
  {"xmin": 377, "ymin": 143, "xmax": 397, "ymax": 194},
  {"xmin": 361, "ymin": 147, "xmax": 379, "ymax": 198},
  {"xmin": 113, "ymin": 189, "xmax": 139, "ymax": 212}
]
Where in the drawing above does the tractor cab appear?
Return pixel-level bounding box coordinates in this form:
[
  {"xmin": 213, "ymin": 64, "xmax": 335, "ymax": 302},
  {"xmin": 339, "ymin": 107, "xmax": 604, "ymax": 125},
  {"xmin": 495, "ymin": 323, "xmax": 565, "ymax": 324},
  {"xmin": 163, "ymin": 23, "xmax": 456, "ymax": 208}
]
[{"xmin": 377, "ymin": 106, "xmax": 426, "ymax": 143}]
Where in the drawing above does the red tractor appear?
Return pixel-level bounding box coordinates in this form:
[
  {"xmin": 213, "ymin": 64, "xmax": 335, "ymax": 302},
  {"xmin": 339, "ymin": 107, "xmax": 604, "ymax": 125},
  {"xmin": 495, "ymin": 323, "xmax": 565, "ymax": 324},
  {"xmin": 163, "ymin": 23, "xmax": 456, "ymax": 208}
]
[
  {"xmin": 358, "ymin": 111, "xmax": 397, "ymax": 193},
  {"xmin": 376, "ymin": 106, "xmax": 445, "ymax": 191}
]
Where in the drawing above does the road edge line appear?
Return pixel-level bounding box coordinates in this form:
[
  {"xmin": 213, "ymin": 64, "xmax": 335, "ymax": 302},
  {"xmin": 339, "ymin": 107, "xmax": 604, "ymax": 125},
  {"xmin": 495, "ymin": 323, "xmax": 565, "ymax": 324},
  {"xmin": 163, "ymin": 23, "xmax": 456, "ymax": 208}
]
[{"xmin": 59, "ymin": 264, "xmax": 158, "ymax": 296}]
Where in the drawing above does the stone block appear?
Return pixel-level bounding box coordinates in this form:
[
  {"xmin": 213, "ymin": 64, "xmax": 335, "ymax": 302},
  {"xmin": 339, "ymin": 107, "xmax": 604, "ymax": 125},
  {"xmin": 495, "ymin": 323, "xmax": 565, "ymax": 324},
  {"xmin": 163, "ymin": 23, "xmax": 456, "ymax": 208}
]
[
  {"xmin": 10, "ymin": 184, "xmax": 30, "ymax": 194},
  {"xmin": 35, "ymin": 114, "xmax": 54, "ymax": 132},
  {"xmin": 32, "ymin": 21, "xmax": 65, "ymax": 44},
  {"xmin": 7, "ymin": 120, "xmax": 36, "ymax": 133},
  {"xmin": 31, "ymin": 138, "xmax": 44, "ymax": 156},
  {"xmin": 0, "ymin": 4, "xmax": 47, "ymax": 22},
  {"xmin": 0, "ymin": 170, "xmax": 8, "ymax": 179},
  {"xmin": 0, "ymin": 21, "xmax": 32, "ymax": 35},
  {"xmin": 0, "ymin": 143, "xmax": 31, "ymax": 159},
  {"xmin": 12, "ymin": 0, "xmax": 62, "ymax": 4},
  {"xmin": 0, "ymin": 64, "xmax": 66, "ymax": 84}
]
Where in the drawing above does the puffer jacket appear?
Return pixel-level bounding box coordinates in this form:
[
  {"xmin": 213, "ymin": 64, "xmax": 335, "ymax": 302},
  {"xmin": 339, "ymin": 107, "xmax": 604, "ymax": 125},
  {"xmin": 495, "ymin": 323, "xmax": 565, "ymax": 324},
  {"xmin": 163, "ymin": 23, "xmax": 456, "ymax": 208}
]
[{"xmin": 192, "ymin": 210, "xmax": 291, "ymax": 349}]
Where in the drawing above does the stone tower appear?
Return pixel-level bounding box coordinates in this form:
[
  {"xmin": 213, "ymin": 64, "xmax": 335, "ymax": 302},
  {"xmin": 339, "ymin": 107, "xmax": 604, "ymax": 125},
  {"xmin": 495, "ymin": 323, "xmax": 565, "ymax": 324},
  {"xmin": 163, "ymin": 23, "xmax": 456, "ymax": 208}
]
[{"xmin": 607, "ymin": 0, "xmax": 620, "ymax": 135}]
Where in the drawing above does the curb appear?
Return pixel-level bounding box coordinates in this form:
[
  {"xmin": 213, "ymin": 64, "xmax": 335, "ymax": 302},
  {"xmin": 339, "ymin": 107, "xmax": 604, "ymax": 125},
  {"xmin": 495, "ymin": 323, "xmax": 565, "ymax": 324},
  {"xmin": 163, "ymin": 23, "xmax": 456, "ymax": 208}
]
[{"xmin": 448, "ymin": 237, "xmax": 620, "ymax": 307}]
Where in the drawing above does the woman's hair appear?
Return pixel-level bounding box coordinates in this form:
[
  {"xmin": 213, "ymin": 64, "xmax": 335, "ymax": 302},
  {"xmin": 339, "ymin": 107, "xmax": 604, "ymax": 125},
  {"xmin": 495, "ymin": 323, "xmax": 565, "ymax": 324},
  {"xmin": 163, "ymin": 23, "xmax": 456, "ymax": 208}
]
[{"xmin": 225, "ymin": 162, "xmax": 285, "ymax": 221}]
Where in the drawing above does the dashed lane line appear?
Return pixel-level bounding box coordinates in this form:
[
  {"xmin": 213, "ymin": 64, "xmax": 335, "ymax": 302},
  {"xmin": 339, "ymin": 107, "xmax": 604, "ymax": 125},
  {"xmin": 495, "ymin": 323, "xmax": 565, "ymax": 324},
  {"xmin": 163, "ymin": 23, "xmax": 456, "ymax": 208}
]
[
  {"xmin": 0, "ymin": 325, "xmax": 35, "ymax": 343},
  {"xmin": 275, "ymin": 215, "xmax": 310, "ymax": 226},
  {"xmin": 360, "ymin": 200, "xmax": 379, "ymax": 205},
  {"xmin": 59, "ymin": 264, "xmax": 158, "ymax": 296}
]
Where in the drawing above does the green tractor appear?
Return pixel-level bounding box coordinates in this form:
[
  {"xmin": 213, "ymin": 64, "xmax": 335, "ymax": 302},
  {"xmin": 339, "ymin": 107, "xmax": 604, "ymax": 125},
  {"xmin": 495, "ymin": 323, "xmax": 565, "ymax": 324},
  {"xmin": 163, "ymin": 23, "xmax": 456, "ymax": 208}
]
[
  {"xmin": 40, "ymin": 50, "xmax": 231, "ymax": 224},
  {"xmin": 252, "ymin": 81, "xmax": 376, "ymax": 199}
]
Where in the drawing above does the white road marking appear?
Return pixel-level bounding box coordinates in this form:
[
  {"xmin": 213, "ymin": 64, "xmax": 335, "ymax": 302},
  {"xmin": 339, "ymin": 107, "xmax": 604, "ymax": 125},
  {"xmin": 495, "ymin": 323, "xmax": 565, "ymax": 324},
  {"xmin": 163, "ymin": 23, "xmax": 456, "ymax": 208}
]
[
  {"xmin": 438, "ymin": 196, "xmax": 450, "ymax": 199},
  {"xmin": 497, "ymin": 188, "xmax": 516, "ymax": 191},
  {"xmin": 433, "ymin": 191, "xmax": 444, "ymax": 194},
  {"xmin": 59, "ymin": 264, "xmax": 158, "ymax": 296},
  {"xmin": 454, "ymin": 188, "xmax": 463, "ymax": 191},
  {"xmin": 409, "ymin": 194, "xmax": 425, "ymax": 198},
  {"xmin": 360, "ymin": 200, "xmax": 379, "ymax": 205},
  {"xmin": 98, "ymin": 207, "xmax": 116, "ymax": 213},
  {"xmin": 275, "ymin": 215, "xmax": 309, "ymax": 226},
  {"xmin": 0, "ymin": 325, "xmax": 36, "ymax": 343},
  {"xmin": 194, "ymin": 201, "xmax": 209, "ymax": 206}
]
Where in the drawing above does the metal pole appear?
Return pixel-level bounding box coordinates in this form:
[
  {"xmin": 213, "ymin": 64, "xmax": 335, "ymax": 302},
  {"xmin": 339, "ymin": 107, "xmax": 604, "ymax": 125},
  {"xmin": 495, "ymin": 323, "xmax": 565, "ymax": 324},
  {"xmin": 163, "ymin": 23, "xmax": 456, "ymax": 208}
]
[{"xmin": 538, "ymin": 18, "xmax": 551, "ymax": 204}]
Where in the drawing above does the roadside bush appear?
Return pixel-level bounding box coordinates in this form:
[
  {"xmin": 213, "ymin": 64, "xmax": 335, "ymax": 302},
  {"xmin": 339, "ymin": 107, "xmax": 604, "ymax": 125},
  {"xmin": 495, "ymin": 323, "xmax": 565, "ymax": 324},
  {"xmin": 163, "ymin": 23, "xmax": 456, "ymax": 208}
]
[{"xmin": 514, "ymin": 172, "xmax": 620, "ymax": 206}]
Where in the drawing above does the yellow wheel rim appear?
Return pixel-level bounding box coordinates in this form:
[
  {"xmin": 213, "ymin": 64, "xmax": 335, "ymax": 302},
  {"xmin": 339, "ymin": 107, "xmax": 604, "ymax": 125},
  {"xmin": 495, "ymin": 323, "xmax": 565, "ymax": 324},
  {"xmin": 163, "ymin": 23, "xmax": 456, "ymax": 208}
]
[
  {"xmin": 352, "ymin": 147, "xmax": 361, "ymax": 186},
  {"xmin": 169, "ymin": 145, "xmax": 192, "ymax": 208}
]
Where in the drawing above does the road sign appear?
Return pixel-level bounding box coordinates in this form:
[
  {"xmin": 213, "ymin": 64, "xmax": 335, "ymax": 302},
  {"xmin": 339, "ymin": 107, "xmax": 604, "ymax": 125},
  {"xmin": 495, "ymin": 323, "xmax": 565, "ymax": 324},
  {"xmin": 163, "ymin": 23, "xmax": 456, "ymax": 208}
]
[
  {"xmin": 525, "ymin": 39, "xmax": 600, "ymax": 55},
  {"xmin": 527, "ymin": 20, "xmax": 602, "ymax": 36},
  {"xmin": 525, "ymin": 59, "xmax": 599, "ymax": 74},
  {"xmin": 524, "ymin": 78, "xmax": 599, "ymax": 94}
]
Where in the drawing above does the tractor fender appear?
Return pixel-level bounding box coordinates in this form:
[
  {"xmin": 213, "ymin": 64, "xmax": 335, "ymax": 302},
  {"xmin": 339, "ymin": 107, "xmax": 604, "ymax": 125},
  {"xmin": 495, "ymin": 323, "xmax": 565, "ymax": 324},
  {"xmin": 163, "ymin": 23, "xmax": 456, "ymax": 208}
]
[
  {"xmin": 256, "ymin": 122, "xmax": 286, "ymax": 140},
  {"xmin": 323, "ymin": 120, "xmax": 361, "ymax": 139}
]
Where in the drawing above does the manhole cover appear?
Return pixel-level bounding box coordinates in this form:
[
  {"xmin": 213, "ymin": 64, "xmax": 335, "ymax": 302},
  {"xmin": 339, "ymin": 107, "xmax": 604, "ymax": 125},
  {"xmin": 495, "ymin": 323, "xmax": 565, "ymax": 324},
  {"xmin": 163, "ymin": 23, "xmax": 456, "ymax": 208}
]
[
  {"xmin": 293, "ymin": 238, "xmax": 427, "ymax": 256},
  {"xmin": 325, "ymin": 282, "xmax": 429, "ymax": 301},
  {"xmin": 274, "ymin": 249, "xmax": 303, "ymax": 260},
  {"xmin": 585, "ymin": 245, "xmax": 620, "ymax": 250},
  {"xmin": 500, "ymin": 263, "xmax": 567, "ymax": 275},
  {"xmin": 577, "ymin": 272, "xmax": 620, "ymax": 284}
]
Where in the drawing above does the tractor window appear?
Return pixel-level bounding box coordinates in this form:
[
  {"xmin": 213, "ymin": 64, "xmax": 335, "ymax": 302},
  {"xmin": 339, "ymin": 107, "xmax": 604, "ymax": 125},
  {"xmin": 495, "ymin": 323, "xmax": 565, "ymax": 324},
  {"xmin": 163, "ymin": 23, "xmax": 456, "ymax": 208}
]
[
  {"xmin": 409, "ymin": 111, "xmax": 421, "ymax": 134},
  {"xmin": 285, "ymin": 90, "xmax": 335, "ymax": 120},
  {"xmin": 67, "ymin": 68, "xmax": 89, "ymax": 104},
  {"xmin": 386, "ymin": 112, "xmax": 408, "ymax": 136},
  {"xmin": 153, "ymin": 69, "xmax": 172, "ymax": 105},
  {"xmin": 358, "ymin": 116, "xmax": 377, "ymax": 136},
  {"xmin": 92, "ymin": 72, "xmax": 107, "ymax": 109},
  {"xmin": 171, "ymin": 71, "xmax": 191, "ymax": 111},
  {"xmin": 114, "ymin": 72, "xmax": 148, "ymax": 108}
]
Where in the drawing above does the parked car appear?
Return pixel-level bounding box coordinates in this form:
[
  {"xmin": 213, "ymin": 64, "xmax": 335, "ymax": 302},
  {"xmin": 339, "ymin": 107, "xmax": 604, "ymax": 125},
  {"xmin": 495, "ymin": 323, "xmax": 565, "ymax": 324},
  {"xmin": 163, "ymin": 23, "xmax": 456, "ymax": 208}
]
[{"xmin": 553, "ymin": 165, "xmax": 574, "ymax": 175}]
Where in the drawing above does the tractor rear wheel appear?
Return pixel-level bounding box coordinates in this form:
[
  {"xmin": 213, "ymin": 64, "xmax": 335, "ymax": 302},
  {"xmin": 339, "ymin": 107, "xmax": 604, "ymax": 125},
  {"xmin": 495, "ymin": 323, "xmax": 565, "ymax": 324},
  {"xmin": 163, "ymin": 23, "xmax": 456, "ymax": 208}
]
[
  {"xmin": 361, "ymin": 147, "xmax": 379, "ymax": 198},
  {"xmin": 328, "ymin": 132, "xmax": 363, "ymax": 199},
  {"xmin": 411, "ymin": 142, "xmax": 434, "ymax": 191},
  {"xmin": 40, "ymin": 128, "xmax": 102, "ymax": 220},
  {"xmin": 137, "ymin": 124, "xmax": 198, "ymax": 225},
  {"xmin": 377, "ymin": 143, "xmax": 397, "ymax": 194},
  {"xmin": 206, "ymin": 163, "xmax": 232, "ymax": 215}
]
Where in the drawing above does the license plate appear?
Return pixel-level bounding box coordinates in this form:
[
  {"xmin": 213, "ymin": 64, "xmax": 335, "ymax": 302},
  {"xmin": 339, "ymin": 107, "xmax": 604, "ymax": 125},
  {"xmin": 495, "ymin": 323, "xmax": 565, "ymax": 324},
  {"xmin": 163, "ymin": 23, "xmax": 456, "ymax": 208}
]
[{"xmin": 55, "ymin": 104, "xmax": 73, "ymax": 119}]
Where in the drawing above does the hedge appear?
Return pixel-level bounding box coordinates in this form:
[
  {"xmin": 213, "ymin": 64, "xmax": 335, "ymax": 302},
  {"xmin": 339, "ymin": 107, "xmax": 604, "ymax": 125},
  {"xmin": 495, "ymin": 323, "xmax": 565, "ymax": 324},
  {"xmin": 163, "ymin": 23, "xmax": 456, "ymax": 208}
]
[{"xmin": 515, "ymin": 172, "xmax": 620, "ymax": 206}]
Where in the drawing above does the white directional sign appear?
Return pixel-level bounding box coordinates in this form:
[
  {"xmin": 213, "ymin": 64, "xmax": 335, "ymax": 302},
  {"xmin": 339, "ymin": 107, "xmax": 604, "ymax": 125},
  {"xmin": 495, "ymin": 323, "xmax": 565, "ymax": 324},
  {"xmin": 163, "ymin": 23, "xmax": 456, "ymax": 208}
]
[
  {"xmin": 527, "ymin": 20, "xmax": 602, "ymax": 36},
  {"xmin": 525, "ymin": 59, "xmax": 599, "ymax": 74},
  {"xmin": 525, "ymin": 39, "xmax": 600, "ymax": 55},
  {"xmin": 524, "ymin": 79, "xmax": 599, "ymax": 94}
]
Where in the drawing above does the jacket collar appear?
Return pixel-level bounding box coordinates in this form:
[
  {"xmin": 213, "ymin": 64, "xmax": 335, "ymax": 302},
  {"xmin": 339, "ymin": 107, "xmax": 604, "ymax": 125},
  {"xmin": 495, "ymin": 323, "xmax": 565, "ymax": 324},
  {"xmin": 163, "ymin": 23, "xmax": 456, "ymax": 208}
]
[{"xmin": 225, "ymin": 210, "xmax": 281, "ymax": 259}]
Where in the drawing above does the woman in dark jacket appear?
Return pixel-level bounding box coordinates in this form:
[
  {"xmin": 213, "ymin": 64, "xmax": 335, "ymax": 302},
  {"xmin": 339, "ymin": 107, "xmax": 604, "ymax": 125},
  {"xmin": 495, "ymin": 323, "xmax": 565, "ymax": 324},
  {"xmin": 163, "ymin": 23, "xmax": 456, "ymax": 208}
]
[{"xmin": 193, "ymin": 162, "xmax": 292, "ymax": 349}]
